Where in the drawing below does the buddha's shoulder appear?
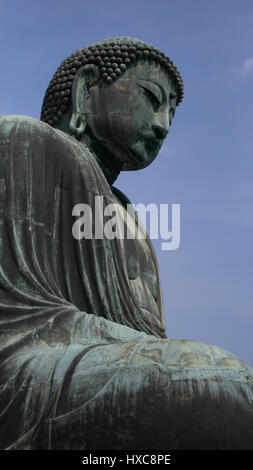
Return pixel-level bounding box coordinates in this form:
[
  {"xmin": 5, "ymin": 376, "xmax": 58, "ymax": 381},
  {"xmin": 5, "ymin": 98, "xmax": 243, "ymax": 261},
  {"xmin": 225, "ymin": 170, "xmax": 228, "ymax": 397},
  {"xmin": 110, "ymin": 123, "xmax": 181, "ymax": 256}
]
[
  {"xmin": 0, "ymin": 115, "xmax": 106, "ymax": 193},
  {"xmin": 0, "ymin": 114, "xmax": 54, "ymax": 137},
  {"xmin": 0, "ymin": 114, "xmax": 92, "ymax": 164},
  {"xmin": 0, "ymin": 114, "xmax": 74, "ymax": 144}
]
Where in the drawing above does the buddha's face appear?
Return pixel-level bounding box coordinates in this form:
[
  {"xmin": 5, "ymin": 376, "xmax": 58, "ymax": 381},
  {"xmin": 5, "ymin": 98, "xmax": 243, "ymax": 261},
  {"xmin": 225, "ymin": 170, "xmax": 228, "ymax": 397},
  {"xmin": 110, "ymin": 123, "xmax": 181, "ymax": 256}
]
[{"xmin": 81, "ymin": 61, "xmax": 178, "ymax": 170}]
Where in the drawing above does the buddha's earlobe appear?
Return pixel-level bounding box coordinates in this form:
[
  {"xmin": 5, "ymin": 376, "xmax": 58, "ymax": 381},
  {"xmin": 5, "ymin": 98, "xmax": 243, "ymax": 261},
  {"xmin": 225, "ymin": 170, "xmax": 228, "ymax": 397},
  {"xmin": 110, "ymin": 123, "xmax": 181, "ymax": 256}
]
[{"xmin": 69, "ymin": 112, "xmax": 86, "ymax": 136}]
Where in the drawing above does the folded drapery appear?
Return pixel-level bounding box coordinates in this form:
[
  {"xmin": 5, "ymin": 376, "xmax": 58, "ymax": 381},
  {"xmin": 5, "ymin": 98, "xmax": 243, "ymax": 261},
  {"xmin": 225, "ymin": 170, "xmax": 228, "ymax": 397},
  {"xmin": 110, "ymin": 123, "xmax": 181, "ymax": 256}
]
[{"xmin": 0, "ymin": 115, "xmax": 252, "ymax": 450}]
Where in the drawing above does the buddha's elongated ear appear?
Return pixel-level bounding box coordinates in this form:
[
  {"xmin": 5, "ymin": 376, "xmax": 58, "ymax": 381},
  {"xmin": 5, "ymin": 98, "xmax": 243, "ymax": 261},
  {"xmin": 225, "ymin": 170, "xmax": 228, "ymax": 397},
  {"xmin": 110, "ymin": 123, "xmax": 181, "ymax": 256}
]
[{"xmin": 69, "ymin": 64, "xmax": 99, "ymax": 136}]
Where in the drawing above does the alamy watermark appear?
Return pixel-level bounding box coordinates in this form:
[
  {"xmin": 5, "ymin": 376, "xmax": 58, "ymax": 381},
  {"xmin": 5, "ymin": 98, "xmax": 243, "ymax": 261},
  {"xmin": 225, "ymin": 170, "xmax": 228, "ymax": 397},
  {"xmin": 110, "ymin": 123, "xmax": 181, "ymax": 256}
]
[{"xmin": 72, "ymin": 196, "xmax": 180, "ymax": 251}]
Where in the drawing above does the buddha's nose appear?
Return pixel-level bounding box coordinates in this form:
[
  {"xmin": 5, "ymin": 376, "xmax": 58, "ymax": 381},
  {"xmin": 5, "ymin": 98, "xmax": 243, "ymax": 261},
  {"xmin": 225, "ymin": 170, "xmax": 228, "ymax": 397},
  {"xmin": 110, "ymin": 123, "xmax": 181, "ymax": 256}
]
[{"xmin": 151, "ymin": 111, "xmax": 170, "ymax": 139}]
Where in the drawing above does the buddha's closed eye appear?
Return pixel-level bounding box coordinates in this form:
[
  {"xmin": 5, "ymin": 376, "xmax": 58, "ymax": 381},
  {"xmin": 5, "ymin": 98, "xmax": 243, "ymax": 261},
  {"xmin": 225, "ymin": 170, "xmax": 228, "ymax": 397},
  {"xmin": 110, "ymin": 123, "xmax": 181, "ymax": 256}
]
[
  {"xmin": 137, "ymin": 80, "xmax": 162, "ymax": 112},
  {"xmin": 140, "ymin": 85, "xmax": 160, "ymax": 111}
]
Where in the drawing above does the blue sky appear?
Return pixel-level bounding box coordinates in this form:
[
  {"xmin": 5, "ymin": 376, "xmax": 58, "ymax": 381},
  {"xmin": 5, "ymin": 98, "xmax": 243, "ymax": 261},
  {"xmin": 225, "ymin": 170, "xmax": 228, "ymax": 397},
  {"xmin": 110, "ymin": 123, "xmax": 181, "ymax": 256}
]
[{"xmin": 1, "ymin": 0, "xmax": 253, "ymax": 366}]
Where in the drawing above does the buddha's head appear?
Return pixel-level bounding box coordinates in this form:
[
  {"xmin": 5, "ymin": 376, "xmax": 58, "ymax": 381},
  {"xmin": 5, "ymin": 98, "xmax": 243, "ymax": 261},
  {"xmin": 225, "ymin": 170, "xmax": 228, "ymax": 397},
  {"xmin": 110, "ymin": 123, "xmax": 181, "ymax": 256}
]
[{"xmin": 41, "ymin": 37, "xmax": 183, "ymax": 171}]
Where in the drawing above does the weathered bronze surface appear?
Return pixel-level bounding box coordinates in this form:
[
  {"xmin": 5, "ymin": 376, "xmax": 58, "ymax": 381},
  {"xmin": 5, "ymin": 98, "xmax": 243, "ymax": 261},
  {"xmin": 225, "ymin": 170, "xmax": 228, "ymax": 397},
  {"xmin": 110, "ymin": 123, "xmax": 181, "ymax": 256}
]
[{"xmin": 0, "ymin": 37, "xmax": 252, "ymax": 450}]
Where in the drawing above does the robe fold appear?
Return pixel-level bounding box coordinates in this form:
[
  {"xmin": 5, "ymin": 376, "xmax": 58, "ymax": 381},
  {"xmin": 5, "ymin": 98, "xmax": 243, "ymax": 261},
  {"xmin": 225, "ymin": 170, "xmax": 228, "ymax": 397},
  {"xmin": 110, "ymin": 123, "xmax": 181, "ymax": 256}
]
[{"xmin": 0, "ymin": 115, "xmax": 253, "ymax": 450}]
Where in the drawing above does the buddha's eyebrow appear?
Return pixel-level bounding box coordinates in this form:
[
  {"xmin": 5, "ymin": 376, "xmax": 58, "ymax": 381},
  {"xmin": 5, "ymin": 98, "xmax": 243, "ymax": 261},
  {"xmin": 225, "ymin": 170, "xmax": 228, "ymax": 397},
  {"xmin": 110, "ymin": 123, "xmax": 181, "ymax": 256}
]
[
  {"xmin": 137, "ymin": 79, "xmax": 164, "ymax": 92},
  {"xmin": 136, "ymin": 79, "xmax": 176, "ymax": 104},
  {"xmin": 136, "ymin": 79, "xmax": 164, "ymax": 102}
]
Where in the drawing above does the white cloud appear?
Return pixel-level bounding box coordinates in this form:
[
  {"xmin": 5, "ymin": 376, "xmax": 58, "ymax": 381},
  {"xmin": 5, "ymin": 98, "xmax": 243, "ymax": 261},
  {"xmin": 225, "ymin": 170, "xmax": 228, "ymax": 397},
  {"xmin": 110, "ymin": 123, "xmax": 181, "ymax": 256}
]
[{"xmin": 236, "ymin": 56, "xmax": 253, "ymax": 76}]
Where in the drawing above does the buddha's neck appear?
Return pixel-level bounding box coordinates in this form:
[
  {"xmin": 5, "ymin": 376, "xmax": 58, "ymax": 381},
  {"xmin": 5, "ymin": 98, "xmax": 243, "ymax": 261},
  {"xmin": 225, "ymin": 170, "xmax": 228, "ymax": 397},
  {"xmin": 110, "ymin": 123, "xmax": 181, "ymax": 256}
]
[{"xmin": 81, "ymin": 130, "xmax": 122, "ymax": 186}]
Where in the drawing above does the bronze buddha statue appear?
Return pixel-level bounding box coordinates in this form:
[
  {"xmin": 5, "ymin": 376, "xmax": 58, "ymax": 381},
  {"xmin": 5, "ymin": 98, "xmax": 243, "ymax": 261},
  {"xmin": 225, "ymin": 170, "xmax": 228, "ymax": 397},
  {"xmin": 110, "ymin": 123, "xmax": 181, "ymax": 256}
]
[{"xmin": 0, "ymin": 37, "xmax": 252, "ymax": 450}]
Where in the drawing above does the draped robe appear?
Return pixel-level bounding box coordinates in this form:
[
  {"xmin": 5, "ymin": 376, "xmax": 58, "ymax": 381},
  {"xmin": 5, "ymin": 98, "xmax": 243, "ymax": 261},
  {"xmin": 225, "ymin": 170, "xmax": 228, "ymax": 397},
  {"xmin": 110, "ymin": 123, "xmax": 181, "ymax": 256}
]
[{"xmin": 0, "ymin": 115, "xmax": 253, "ymax": 450}]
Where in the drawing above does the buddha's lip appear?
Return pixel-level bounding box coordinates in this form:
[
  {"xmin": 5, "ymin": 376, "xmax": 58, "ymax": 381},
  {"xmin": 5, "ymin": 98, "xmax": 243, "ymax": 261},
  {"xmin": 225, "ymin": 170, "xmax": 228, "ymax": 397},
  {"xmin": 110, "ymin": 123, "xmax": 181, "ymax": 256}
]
[{"xmin": 142, "ymin": 135, "xmax": 163, "ymax": 148}]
